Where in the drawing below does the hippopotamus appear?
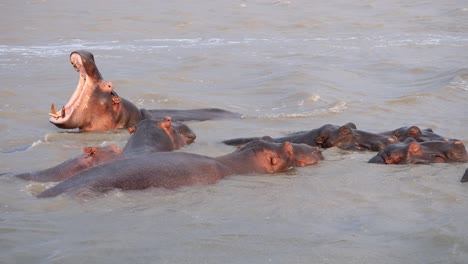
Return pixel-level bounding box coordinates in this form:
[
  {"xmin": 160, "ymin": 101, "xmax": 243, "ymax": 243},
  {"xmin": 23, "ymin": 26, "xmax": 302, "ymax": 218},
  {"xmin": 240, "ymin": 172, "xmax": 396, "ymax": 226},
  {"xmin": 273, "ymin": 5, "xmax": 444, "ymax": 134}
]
[
  {"xmin": 321, "ymin": 124, "xmax": 397, "ymax": 151},
  {"xmin": 380, "ymin": 126, "xmax": 447, "ymax": 142},
  {"xmin": 223, "ymin": 122, "xmax": 396, "ymax": 151},
  {"xmin": 36, "ymin": 140, "xmax": 321, "ymax": 198},
  {"xmin": 123, "ymin": 116, "xmax": 192, "ymax": 155},
  {"xmin": 237, "ymin": 140, "xmax": 324, "ymax": 167},
  {"xmin": 368, "ymin": 138, "xmax": 468, "ymax": 164},
  {"xmin": 3, "ymin": 116, "xmax": 192, "ymax": 182},
  {"xmin": 49, "ymin": 50, "xmax": 241, "ymax": 131},
  {"xmin": 222, "ymin": 123, "xmax": 357, "ymax": 147}
]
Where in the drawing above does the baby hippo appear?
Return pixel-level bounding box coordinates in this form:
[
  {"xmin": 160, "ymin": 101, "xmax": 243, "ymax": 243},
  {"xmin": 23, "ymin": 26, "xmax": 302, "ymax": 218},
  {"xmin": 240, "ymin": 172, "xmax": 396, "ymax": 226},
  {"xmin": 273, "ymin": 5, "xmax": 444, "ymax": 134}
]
[
  {"xmin": 37, "ymin": 140, "xmax": 320, "ymax": 198},
  {"xmin": 368, "ymin": 138, "xmax": 468, "ymax": 164}
]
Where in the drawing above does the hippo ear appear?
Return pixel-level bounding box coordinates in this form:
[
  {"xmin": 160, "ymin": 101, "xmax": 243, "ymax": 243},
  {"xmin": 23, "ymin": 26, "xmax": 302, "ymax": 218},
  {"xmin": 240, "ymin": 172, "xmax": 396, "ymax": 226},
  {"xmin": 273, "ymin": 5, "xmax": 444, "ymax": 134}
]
[
  {"xmin": 83, "ymin": 147, "xmax": 98, "ymax": 156},
  {"xmin": 338, "ymin": 126, "xmax": 352, "ymax": 135},
  {"xmin": 344, "ymin": 122, "xmax": 357, "ymax": 129},
  {"xmin": 261, "ymin": 136, "xmax": 274, "ymax": 142},
  {"xmin": 128, "ymin": 126, "xmax": 137, "ymax": 134},
  {"xmin": 408, "ymin": 141, "xmax": 421, "ymax": 154},
  {"xmin": 140, "ymin": 109, "xmax": 152, "ymax": 120},
  {"xmin": 408, "ymin": 126, "xmax": 422, "ymax": 137},
  {"xmin": 315, "ymin": 134, "xmax": 328, "ymax": 144}
]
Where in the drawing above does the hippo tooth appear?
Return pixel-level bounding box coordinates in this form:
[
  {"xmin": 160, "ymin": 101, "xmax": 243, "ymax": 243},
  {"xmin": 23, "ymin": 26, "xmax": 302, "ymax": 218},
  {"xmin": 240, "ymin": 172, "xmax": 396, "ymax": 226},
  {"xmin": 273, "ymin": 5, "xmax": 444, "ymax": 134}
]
[
  {"xmin": 61, "ymin": 106, "xmax": 65, "ymax": 118},
  {"xmin": 49, "ymin": 103, "xmax": 60, "ymax": 119}
]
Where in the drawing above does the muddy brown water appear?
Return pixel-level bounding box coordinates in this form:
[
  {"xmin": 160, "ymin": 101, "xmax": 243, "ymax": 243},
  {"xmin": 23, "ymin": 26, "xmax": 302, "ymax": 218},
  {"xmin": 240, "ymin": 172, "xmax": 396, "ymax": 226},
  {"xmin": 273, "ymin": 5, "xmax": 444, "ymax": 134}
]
[{"xmin": 1, "ymin": 1, "xmax": 468, "ymax": 263}]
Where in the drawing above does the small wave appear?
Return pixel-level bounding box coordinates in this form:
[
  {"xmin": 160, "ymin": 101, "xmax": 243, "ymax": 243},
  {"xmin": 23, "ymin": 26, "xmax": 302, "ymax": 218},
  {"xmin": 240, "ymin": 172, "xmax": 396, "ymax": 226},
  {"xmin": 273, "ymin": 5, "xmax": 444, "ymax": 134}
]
[
  {"xmin": 255, "ymin": 100, "xmax": 347, "ymax": 118},
  {"xmin": 328, "ymin": 101, "xmax": 347, "ymax": 113},
  {"xmin": 447, "ymin": 71, "xmax": 468, "ymax": 91},
  {"xmin": 0, "ymin": 140, "xmax": 43, "ymax": 153},
  {"xmin": 2, "ymin": 33, "xmax": 466, "ymax": 58}
]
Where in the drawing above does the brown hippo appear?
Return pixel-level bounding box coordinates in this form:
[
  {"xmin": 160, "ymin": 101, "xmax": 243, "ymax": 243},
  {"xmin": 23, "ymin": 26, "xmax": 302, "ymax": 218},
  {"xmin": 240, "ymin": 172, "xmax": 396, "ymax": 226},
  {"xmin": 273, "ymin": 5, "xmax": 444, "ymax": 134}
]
[
  {"xmin": 123, "ymin": 116, "xmax": 192, "ymax": 155},
  {"xmin": 36, "ymin": 140, "xmax": 320, "ymax": 198},
  {"xmin": 380, "ymin": 126, "xmax": 447, "ymax": 142},
  {"xmin": 237, "ymin": 140, "xmax": 324, "ymax": 167},
  {"xmin": 461, "ymin": 168, "xmax": 468, "ymax": 182},
  {"xmin": 4, "ymin": 116, "xmax": 192, "ymax": 182},
  {"xmin": 320, "ymin": 124, "xmax": 397, "ymax": 151},
  {"xmin": 368, "ymin": 138, "xmax": 468, "ymax": 164},
  {"xmin": 49, "ymin": 50, "xmax": 241, "ymax": 131},
  {"xmin": 223, "ymin": 122, "xmax": 396, "ymax": 151},
  {"xmin": 222, "ymin": 123, "xmax": 357, "ymax": 147}
]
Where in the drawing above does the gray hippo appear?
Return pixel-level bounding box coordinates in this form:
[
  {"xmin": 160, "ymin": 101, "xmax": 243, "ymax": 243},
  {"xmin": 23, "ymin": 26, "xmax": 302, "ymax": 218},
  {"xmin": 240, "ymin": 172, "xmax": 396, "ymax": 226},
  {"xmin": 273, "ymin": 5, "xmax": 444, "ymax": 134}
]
[
  {"xmin": 223, "ymin": 122, "xmax": 397, "ymax": 151},
  {"xmin": 37, "ymin": 140, "xmax": 323, "ymax": 198},
  {"xmin": 380, "ymin": 126, "xmax": 447, "ymax": 142}
]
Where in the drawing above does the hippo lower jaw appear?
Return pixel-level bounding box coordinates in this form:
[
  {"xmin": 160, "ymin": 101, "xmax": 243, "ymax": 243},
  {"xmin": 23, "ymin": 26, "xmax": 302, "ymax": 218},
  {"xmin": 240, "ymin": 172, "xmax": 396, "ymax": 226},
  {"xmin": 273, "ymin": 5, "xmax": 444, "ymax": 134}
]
[{"xmin": 49, "ymin": 70, "xmax": 89, "ymax": 129}]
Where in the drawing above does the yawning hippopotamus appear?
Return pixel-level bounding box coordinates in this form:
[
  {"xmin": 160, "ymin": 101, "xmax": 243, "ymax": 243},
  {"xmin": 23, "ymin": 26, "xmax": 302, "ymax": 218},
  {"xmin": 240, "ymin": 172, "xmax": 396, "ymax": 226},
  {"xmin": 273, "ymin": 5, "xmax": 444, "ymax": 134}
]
[
  {"xmin": 37, "ymin": 140, "xmax": 322, "ymax": 198},
  {"xmin": 368, "ymin": 138, "xmax": 468, "ymax": 164},
  {"xmin": 49, "ymin": 50, "xmax": 241, "ymax": 131},
  {"xmin": 3, "ymin": 116, "xmax": 194, "ymax": 182},
  {"xmin": 223, "ymin": 122, "xmax": 396, "ymax": 151}
]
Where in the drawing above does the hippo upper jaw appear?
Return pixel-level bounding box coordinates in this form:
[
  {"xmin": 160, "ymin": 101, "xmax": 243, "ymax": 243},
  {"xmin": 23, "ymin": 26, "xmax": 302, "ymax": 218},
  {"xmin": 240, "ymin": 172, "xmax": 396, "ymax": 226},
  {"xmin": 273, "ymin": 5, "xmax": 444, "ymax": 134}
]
[{"xmin": 49, "ymin": 51, "xmax": 108, "ymax": 130}]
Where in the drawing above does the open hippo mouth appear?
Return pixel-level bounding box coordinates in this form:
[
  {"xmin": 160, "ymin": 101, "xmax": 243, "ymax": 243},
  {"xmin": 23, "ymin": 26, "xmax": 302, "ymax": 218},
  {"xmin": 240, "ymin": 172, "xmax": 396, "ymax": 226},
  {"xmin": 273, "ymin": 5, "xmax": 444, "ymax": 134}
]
[{"xmin": 49, "ymin": 50, "xmax": 103, "ymax": 128}]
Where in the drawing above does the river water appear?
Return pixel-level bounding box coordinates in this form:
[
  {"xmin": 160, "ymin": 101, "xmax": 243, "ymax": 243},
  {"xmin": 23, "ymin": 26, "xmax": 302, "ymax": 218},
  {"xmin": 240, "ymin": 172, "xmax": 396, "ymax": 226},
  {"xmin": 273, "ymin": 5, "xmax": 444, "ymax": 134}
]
[{"xmin": 1, "ymin": 1, "xmax": 468, "ymax": 263}]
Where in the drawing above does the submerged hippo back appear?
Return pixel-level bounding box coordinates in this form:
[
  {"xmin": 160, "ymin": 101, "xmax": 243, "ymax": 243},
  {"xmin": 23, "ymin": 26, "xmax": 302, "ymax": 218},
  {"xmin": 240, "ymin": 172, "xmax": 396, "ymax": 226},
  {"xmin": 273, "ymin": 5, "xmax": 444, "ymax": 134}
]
[{"xmin": 37, "ymin": 152, "xmax": 227, "ymax": 198}]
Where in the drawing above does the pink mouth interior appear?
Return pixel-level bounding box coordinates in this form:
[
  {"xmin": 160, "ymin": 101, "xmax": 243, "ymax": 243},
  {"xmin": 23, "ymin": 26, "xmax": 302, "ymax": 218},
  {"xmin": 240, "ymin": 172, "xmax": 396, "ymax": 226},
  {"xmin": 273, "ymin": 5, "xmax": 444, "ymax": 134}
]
[{"xmin": 50, "ymin": 54, "xmax": 88, "ymax": 124}]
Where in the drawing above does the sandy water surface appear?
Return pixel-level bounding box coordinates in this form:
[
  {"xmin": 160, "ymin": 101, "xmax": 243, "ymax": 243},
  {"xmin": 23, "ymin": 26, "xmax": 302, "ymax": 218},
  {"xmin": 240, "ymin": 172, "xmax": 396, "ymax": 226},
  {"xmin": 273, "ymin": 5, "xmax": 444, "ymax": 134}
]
[{"xmin": 1, "ymin": 1, "xmax": 468, "ymax": 263}]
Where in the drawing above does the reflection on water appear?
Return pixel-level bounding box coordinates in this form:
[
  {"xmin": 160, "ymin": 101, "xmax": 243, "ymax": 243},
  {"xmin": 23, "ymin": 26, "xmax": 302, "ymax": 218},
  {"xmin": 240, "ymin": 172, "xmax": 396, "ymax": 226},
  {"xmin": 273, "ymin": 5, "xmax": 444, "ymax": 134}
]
[{"xmin": 1, "ymin": 0, "xmax": 468, "ymax": 263}]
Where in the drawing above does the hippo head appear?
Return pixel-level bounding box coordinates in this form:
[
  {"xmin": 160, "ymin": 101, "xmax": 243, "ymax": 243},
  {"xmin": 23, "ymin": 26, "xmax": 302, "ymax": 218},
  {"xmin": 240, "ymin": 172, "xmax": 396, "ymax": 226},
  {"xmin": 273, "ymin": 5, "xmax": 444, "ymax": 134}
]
[
  {"xmin": 124, "ymin": 116, "xmax": 189, "ymax": 154},
  {"xmin": 392, "ymin": 126, "xmax": 448, "ymax": 142},
  {"xmin": 440, "ymin": 140, "xmax": 468, "ymax": 163},
  {"xmin": 49, "ymin": 50, "xmax": 142, "ymax": 131},
  {"xmin": 368, "ymin": 141, "xmax": 413, "ymax": 164},
  {"xmin": 236, "ymin": 140, "xmax": 296, "ymax": 173},
  {"xmin": 317, "ymin": 124, "xmax": 397, "ymax": 151},
  {"xmin": 288, "ymin": 143, "xmax": 324, "ymax": 167},
  {"xmin": 369, "ymin": 139, "xmax": 468, "ymax": 164}
]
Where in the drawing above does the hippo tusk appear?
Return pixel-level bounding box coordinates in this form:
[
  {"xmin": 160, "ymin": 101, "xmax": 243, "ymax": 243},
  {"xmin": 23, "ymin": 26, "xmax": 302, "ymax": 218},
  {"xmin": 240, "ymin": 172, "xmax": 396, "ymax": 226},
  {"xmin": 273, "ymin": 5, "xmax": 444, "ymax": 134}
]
[{"xmin": 49, "ymin": 104, "xmax": 66, "ymax": 119}]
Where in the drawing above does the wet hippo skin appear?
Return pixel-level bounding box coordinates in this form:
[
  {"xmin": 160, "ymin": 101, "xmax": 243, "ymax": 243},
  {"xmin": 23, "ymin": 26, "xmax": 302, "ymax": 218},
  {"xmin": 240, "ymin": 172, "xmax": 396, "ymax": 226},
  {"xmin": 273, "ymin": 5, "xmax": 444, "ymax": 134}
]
[
  {"xmin": 4, "ymin": 116, "xmax": 191, "ymax": 182},
  {"xmin": 49, "ymin": 50, "xmax": 241, "ymax": 131},
  {"xmin": 380, "ymin": 126, "xmax": 447, "ymax": 142},
  {"xmin": 6, "ymin": 145, "xmax": 124, "ymax": 182},
  {"xmin": 368, "ymin": 138, "xmax": 468, "ymax": 164},
  {"xmin": 223, "ymin": 122, "xmax": 396, "ymax": 151},
  {"xmin": 36, "ymin": 140, "xmax": 322, "ymax": 198}
]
